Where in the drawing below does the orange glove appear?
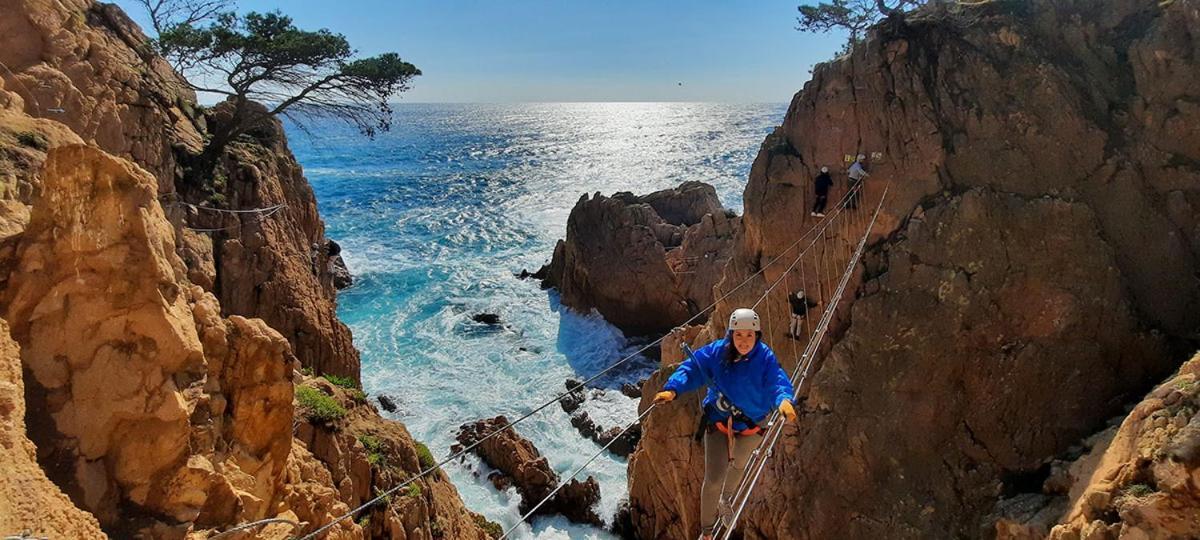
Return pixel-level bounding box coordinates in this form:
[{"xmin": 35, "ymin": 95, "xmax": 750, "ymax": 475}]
[
  {"xmin": 778, "ymin": 399, "xmax": 797, "ymax": 423},
  {"xmin": 653, "ymin": 390, "xmax": 676, "ymax": 404}
]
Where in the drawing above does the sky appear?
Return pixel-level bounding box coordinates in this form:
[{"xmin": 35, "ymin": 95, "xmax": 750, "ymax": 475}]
[{"xmin": 114, "ymin": 0, "xmax": 849, "ymax": 103}]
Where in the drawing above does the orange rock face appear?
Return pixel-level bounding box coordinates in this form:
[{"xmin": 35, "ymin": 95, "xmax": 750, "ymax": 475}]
[
  {"xmin": 0, "ymin": 317, "xmax": 105, "ymax": 537},
  {"xmin": 0, "ymin": 0, "xmax": 359, "ymax": 380},
  {"xmin": 291, "ymin": 378, "xmax": 495, "ymax": 540},
  {"xmin": 2, "ymin": 145, "xmax": 294, "ymax": 532},
  {"xmin": 193, "ymin": 102, "xmax": 362, "ymax": 380},
  {"xmin": 0, "ymin": 0, "xmax": 203, "ymax": 186},
  {"xmin": 0, "ymin": 2, "xmax": 490, "ymax": 536},
  {"xmin": 1046, "ymin": 354, "xmax": 1200, "ymax": 540},
  {"xmin": 542, "ymin": 181, "xmax": 736, "ymax": 335}
]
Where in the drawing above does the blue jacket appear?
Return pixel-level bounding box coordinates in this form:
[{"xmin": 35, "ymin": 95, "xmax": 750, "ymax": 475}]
[{"xmin": 663, "ymin": 337, "xmax": 795, "ymax": 430}]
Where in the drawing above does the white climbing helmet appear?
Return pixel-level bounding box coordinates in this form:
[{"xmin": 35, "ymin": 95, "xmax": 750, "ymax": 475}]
[
  {"xmin": 820, "ymin": 166, "xmax": 829, "ymax": 173},
  {"xmin": 728, "ymin": 308, "xmax": 761, "ymax": 332},
  {"xmin": 857, "ymin": 153, "xmax": 867, "ymax": 161}
]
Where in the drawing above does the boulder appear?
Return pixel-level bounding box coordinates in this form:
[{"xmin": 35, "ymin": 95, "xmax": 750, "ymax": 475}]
[
  {"xmin": 539, "ymin": 181, "xmax": 736, "ymax": 335},
  {"xmin": 456, "ymin": 416, "xmax": 602, "ymax": 526}
]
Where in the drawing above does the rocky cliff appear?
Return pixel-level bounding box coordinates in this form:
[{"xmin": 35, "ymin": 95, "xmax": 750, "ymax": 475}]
[
  {"xmin": 0, "ymin": 315, "xmax": 104, "ymax": 538},
  {"xmin": 541, "ymin": 181, "xmax": 737, "ymax": 335},
  {"xmin": 591, "ymin": 0, "xmax": 1200, "ymax": 538},
  {"xmin": 0, "ymin": 0, "xmax": 359, "ymax": 380},
  {"xmin": 981, "ymin": 352, "xmax": 1200, "ymax": 540},
  {"xmin": 1045, "ymin": 353, "xmax": 1200, "ymax": 540},
  {"xmin": 0, "ymin": 0, "xmax": 489, "ymax": 537}
]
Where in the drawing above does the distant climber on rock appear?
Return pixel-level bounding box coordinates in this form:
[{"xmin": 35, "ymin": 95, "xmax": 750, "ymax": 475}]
[
  {"xmin": 811, "ymin": 166, "xmax": 833, "ymax": 217},
  {"xmin": 788, "ymin": 290, "xmax": 819, "ymax": 338},
  {"xmin": 652, "ymin": 308, "xmax": 797, "ymax": 540},
  {"xmin": 847, "ymin": 153, "xmax": 870, "ymax": 209}
]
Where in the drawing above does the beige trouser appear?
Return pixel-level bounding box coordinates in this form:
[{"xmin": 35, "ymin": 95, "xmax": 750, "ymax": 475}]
[
  {"xmin": 700, "ymin": 428, "xmax": 759, "ymax": 533},
  {"xmin": 789, "ymin": 313, "xmax": 805, "ymax": 337}
]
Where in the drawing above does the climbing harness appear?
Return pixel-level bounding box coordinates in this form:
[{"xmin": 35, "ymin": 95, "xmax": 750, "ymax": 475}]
[
  {"xmin": 710, "ymin": 179, "xmax": 892, "ymax": 540},
  {"xmin": 680, "ymin": 339, "xmax": 769, "ymax": 535},
  {"xmin": 681, "ymin": 341, "xmax": 764, "ymax": 463}
]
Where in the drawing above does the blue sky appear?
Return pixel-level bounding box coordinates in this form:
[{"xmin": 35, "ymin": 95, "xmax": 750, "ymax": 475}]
[{"xmin": 114, "ymin": 1, "xmax": 848, "ymax": 103}]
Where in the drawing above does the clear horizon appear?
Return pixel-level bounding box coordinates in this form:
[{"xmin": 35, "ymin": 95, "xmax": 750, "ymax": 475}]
[{"xmin": 112, "ymin": 0, "xmax": 848, "ymax": 103}]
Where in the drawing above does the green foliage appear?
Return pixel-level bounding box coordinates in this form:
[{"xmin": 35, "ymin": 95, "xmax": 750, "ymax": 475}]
[
  {"xmin": 135, "ymin": 0, "xmax": 420, "ymax": 180},
  {"xmin": 414, "ymin": 441, "xmax": 436, "ymax": 471},
  {"xmin": 323, "ymin": 375, "xmax": 366, "ymax": 402},
  {"xmin": 1122, "ymin": 483, "xmax": 1155, "ymax": 497},
  {"xmin": 359, "ymin": 434, "xmax": 385, "ymax": 452},
  {"xmin": 325, "ymin": 374, "xmax": 357, "ymax": 389},
  {"xmin": 359, "ymin": 434, "xmax": 388, "ymax": 468},
  {"xmin": 472, "ymin": 513, "xmax": 503, "ymax": 539},
  {"xmin": 300, "ymin": 366, "xmax": 313, "ymax": 376},
  {"xmin": 296, "ymin": 385, "xmax": 346, "ymax": 424},
  {"xmin": 151, "ymin": 8, "xmax": 420, "ymax": 144},
  {"xmin": 405, "ymin": 483, "xmax": 421, "ymax": 498},
  {"xmin": 201, "ymin": 165, "xmax": 228, "ymax": 206},
  {"xmin": 797, "ymin": 0, "xmax": 927, "ymax": 43},
  {"xmin": 373, "ymin": 485, "xmax": 392, "ymax": 506},
  {"xmin": 15, "ymin": 131, "xmax": 48, "ymax": 151}
]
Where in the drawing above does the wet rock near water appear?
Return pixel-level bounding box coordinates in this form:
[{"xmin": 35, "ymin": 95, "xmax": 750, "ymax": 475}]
[
  {"xmin": 538, "ymin": 181, "xmax": 737, "ymax": 335},
  {"xmin": 598, "ymin": 425, "xmax": 641, "ymax": 458},
  {"xmin": 571, "ymin": 412, "xmax": 601, "ymax": 440},
  {"xmin": 330, "ymin": 257, "xmax": 352, "ymax": 289},
  {"xmin": 377, "ymin": 394, "xmax": 398, "ymax": 413},
  {"xmin": 472, "ymin": 313, "xmax": 502, "ymax": 325},
  {"xmin": 548, "ymin": 476, "xmax": 603, "ymax": 525},
  {"xmin": 558, "ymin": 379, "xmax": 586, "ymax": 414},
  {"xmin": 556, "ymin": 378, "xmax": 644, "ymax": 457},
  {"xmin": 567, "ymin": 409, "xmax": 641, "ymax": 459},
  {"xmin": 455, "ymin": 416, "xmax": 602, "ymax": 526},
  {"xmin": 516, "ymin": 266, "xmax": 549, "ymax": 281},
  {"xmin": 610, "ymin": 502, "xmax": 637, "ymax": 539},
  {"xmin": 620, "ymin": 382, "xmax": 643, "ymax": 399}
]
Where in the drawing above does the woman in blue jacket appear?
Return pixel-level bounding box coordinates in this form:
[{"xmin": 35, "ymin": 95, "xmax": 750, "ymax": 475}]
[{"xmin": 653, "ymin": 308, "xmax": 797, "ymax": 540}]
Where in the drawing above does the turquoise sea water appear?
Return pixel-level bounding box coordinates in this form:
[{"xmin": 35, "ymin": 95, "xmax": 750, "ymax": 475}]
[{"xmin": 288, "ymin": 102, "xmax": 786, "ymax": 538}]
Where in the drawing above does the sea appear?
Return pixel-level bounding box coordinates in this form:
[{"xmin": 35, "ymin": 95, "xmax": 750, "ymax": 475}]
[{"xmin": 287, "ymin": 102, "xmax": 786, "ymax": 539}]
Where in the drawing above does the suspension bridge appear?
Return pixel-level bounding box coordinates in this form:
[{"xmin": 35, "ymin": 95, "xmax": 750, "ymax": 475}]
[{"xmin": 212, "ymin": 176, "xmax": 890, "ymax": 540}]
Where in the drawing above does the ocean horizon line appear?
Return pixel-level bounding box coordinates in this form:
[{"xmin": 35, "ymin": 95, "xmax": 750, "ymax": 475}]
[{"xmin": 200, "ymin": 99, "xmax": 790, "ymax": 107}]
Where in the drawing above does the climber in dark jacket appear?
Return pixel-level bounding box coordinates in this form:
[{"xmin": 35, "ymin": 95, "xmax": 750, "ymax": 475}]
[
  {"xmin": 653, "ymin": 308, "xmax": 797, "ymax": 540},
  {"xmin": 788, "ymin": 290, "xmax": 819, "ymax": 338},
  {"xmin": 811, "ymin": 166, "xmax": 833, "ymax": 217}
]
